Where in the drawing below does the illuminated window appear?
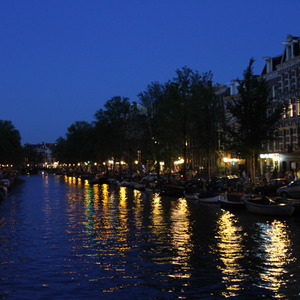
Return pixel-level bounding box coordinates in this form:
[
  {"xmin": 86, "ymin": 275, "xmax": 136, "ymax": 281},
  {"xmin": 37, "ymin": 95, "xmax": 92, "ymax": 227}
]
[
  {"xmin": 283, "ymin": 106, "xmax": 287, "ymax": 119},
  {"xmin": 289, "ymin": 99, "xmax": 293, "ymax": 117}
]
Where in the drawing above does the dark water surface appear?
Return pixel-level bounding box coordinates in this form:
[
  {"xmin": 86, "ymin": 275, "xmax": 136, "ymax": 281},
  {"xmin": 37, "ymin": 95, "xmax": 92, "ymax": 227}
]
[{"xmin": 1, "ymin": 175, "xmax": 300, "ymax": 299}]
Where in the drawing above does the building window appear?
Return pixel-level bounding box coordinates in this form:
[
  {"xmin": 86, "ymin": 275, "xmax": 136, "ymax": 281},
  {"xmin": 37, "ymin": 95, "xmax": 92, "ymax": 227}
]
[
  {"xmin": 297, "ymin": 98, "xmax": 300, "ymax": 116},
  {"xmin": 272, "ymin": 85, "xmax": 278, "ymax": 100},
  {"xmin": 288, "ymin": 73, "xmax": 291, "ymax": 91},
  {"xmin": 297, "ymin": 127, "xmax": 300, "ymax": 149},
  {"xmin": 274, "ymin": 130, "xmax": 279, "ymax": 150},
  {"xmin": 286, "ymin": 45, "xmax": 292, "ymax": 61},
  {"xmin": 289, "ymin": 99, "xmax": 293, "ymax": 117},
  {"xmin": 283, "ymin": 129, "xmax": 286, "ymax": 150}
]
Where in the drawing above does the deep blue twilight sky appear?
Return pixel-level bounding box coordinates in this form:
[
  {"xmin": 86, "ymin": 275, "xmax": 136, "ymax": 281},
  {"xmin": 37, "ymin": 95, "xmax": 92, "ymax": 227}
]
[{"xmin": 1, "ymin": 1, "xmax": 300, "ymax": 144}]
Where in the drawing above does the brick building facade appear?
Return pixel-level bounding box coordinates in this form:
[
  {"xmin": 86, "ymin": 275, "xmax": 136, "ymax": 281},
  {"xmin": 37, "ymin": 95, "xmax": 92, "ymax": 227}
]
[{"xmin": 261, "ymin": 34, "xmax": 300, "ymax": 175}]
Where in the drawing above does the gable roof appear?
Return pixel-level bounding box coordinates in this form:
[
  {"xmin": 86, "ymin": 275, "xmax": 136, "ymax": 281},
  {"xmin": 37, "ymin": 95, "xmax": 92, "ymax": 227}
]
[{"xmin": 261, "ymin": 34, "xmax": 300, "ymax": 75}]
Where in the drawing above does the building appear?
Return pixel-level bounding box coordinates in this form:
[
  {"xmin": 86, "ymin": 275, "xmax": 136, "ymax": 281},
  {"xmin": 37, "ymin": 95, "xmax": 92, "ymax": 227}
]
[
  {"xmin": 261, "ymin": 34, "xmax": 300, "ymax": 176},
  {"xmin": 24, "ymin": 142, "xmax": 57, "ymax": 168}
]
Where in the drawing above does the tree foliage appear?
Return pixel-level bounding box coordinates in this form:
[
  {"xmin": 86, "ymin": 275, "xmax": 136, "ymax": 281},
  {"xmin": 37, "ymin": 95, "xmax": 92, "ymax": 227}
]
[
  {"xmin": 137, "ymin": 67, "xmax": 221, "ymax": 178},
  {"xmin": 55, "ymin": 121, "xmax": 95, "ymax": 164},
  {"xmin": 225, "ymin": 58, "xmax": 283, "ymax": 177},
  {"xmin": 0, "ymin": 120, "xmax": 23, "ymax": 166},
  {"xmin": 53, "ymin": 63, "xmax": 277, "ymax": 179},
  {"xmin": 94, "ymin": 96, "xmax": 142, "ymax": 169}
]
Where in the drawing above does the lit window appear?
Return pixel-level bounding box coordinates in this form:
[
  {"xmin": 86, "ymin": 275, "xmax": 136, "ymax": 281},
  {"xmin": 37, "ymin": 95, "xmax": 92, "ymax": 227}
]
[
  {"xmin": 283, "ymin": 106, "xmax": 287, "ymax": 119},
  {"xmin": 289, "ymin": 99, "xmax": 293, "ymax": 117}
]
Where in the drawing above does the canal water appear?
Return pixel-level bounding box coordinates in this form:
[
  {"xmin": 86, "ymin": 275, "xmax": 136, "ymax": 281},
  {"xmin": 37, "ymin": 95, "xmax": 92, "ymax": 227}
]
[{"xmin": 1, "ymin": 175, "xmax": 300, "ymax": 299}]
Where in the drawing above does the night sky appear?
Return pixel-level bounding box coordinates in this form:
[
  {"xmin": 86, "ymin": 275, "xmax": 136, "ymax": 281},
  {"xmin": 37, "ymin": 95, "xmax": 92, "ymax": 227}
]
[{"xmin": 1, "ymin": 0, "xmax": 300, "ymax": 144}]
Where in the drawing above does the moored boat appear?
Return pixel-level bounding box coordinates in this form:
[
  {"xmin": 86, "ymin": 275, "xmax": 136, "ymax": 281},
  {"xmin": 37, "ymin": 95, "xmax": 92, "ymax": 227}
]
[
  {"xmin": 184, "ymin": 191, "xmax": 200, "ymax": 200},
  {"xmin": 184, "ymin": 190, "xmax": 219, "ymax": 202},
  {"xmin": 242, "ymin": 194, "xmax": 295, "ymax": 216},
  {"xmin": 219, "ymin": 192, "xmax": 246, "ymax": 209},
  {"xmin": 197, "ymin": 190, "xmax": 219, "ymax": 203},
  {"xmin": 276, "ymin": 198, "xmax": 300, "ymax": 215},
  {"xmin": 160, "ymin": 184, "xmax": 184, "ymax": 197}
]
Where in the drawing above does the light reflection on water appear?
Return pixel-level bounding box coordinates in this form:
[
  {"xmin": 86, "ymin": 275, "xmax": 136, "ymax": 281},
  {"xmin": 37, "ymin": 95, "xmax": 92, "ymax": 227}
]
[
  {"xmin": 214, "ymin": 209, "xmax": 300, "ymax": 298},
  {"xmin": 1, "ymin": 175, "xmax": 300, "ymax": 299},
  {"xmin": 214, "ymin": 210, "xmax": 245, "ymax": 297},
  {"xmin": 256, "ymin": 220, "xmax": 293, "ymax": 294},
  {"xmin": 169, "ymin": 198, "xmax": 192, "ymax": 278}
]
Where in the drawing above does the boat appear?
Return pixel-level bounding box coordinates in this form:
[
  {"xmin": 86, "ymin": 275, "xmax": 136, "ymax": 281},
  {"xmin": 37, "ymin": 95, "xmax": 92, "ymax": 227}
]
[
  {"xmin": 130, "ymin": 182, "xmax": 145, "ymax": 191},
  {"xmin": 197, "ymin": 190, "xmax": 220, "ymax": 203},
  {"xmin": 88, "ymin": 176, "xmax": 107, "ymax": 185},
  {"xmin": 184, "ymin": 191, "xmax": 200, "ymax": 200},
  {"xmin": 0, "ymin": 179, "xmax": 11, "ymax": 192},
  {"xmin": 241, "ymin": 194, "xmax": 295, "ymax": 216},
  {"xmin": 276, "ymin": 198, "xmax": 300, "ymax": 215},
  {"xmin": 184, "ymin": 188, "xmax": 219, "ymax": 202},
  {"xmin": 160, "ymin": 184, "xmax": 184, "ymax": 197},
  {"xmin": 107, "ymin": 178, "xmax": 121, "ymax": 185},
  {"xmin": 218, "ymin": 192, "xmax": 246, "ymax": 209},
  {"xmin": 184, "ymin": 179, "xmax": 211, "ymax": 201},
  {"xmin": 144, "ymin": 182, "xmax": 160, "ymax": 193}
]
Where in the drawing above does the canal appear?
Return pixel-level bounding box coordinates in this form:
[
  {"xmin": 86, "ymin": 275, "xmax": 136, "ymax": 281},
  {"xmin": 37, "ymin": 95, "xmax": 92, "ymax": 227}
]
[{"xmin": 1, "ymin": 175, "xmax": 300, "ymax": 299}]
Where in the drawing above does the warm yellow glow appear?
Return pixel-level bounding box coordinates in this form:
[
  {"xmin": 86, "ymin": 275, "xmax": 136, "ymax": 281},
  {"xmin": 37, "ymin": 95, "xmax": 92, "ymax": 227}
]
[
  {"xmin": 168, "ymin": 198, "xmax": 192, "ymax": 279},
  {"xmin": 174, "ymin": 158, "xmax": 184, "ymax": 165},
  {"xmin": 101, "ymin": 184, "xmax": 109, "ymax": 202},
  {"xmin": 257, "ymin": 220, "xmax": 292, "ymax": 293},
  {"xmin": 215, "ymin": 211, "xmax": 245, "ymax": 296},
  {"xmin": 134, "ymin": 160, "xmax": 138, "ymax": 164},
  {"xmin": 159, "ymin": 161, "xmax": 165, "ymax": 166},
  {"xmin": 224, "ymin": 158, "xmax": 239, "ymax": 163},
  {"xmin": 260, "ymin": 153, "xmax": 279, "ymax": 161}
]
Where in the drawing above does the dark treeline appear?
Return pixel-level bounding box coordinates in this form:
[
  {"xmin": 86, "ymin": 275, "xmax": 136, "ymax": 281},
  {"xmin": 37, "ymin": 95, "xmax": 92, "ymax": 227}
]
[
  {"xmin": 0, "ymin": 62, "xmax": 283, "ymax": 179},
  {"xmin": 53, "ymin": 62, "xmax": 283, "ymax": 179},
  {"xmin": 0, "ymin": 120, "xmax": 23, "ymax": 167},
  {"xmin": 53, "ymin": 66, "xmax": 223, "ymax": 178}
]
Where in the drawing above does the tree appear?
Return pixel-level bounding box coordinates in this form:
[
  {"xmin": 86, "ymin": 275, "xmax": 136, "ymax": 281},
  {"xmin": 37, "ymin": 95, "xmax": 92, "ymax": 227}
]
[
  {"xmin": 189, "ymin": 72, "xmax": 222, "ymax": 180},
  {"xmin": 138, "ymin": 82, "xmax": 165, "ymax": 172},
  {"xmin": 0, "ymin": 120, "xmax": 23, "ymax": 167},
  {"xmin": 162, "ymin": 66, "xmax": 220, "ymax": 180},
  {"xmin": 63, "ymin": 121, "xmax": 95, "ymax": 164},
  {"xmin": 94, "ymin": 96, "xmax": 133, "ymax": 172},
  {"xmin": 225, "ymin": 58, "xmax": 283, "ymax": 180},
  {"xmin": 52, "ymin": 137, "xmax": 67, "ymax": 163}
]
